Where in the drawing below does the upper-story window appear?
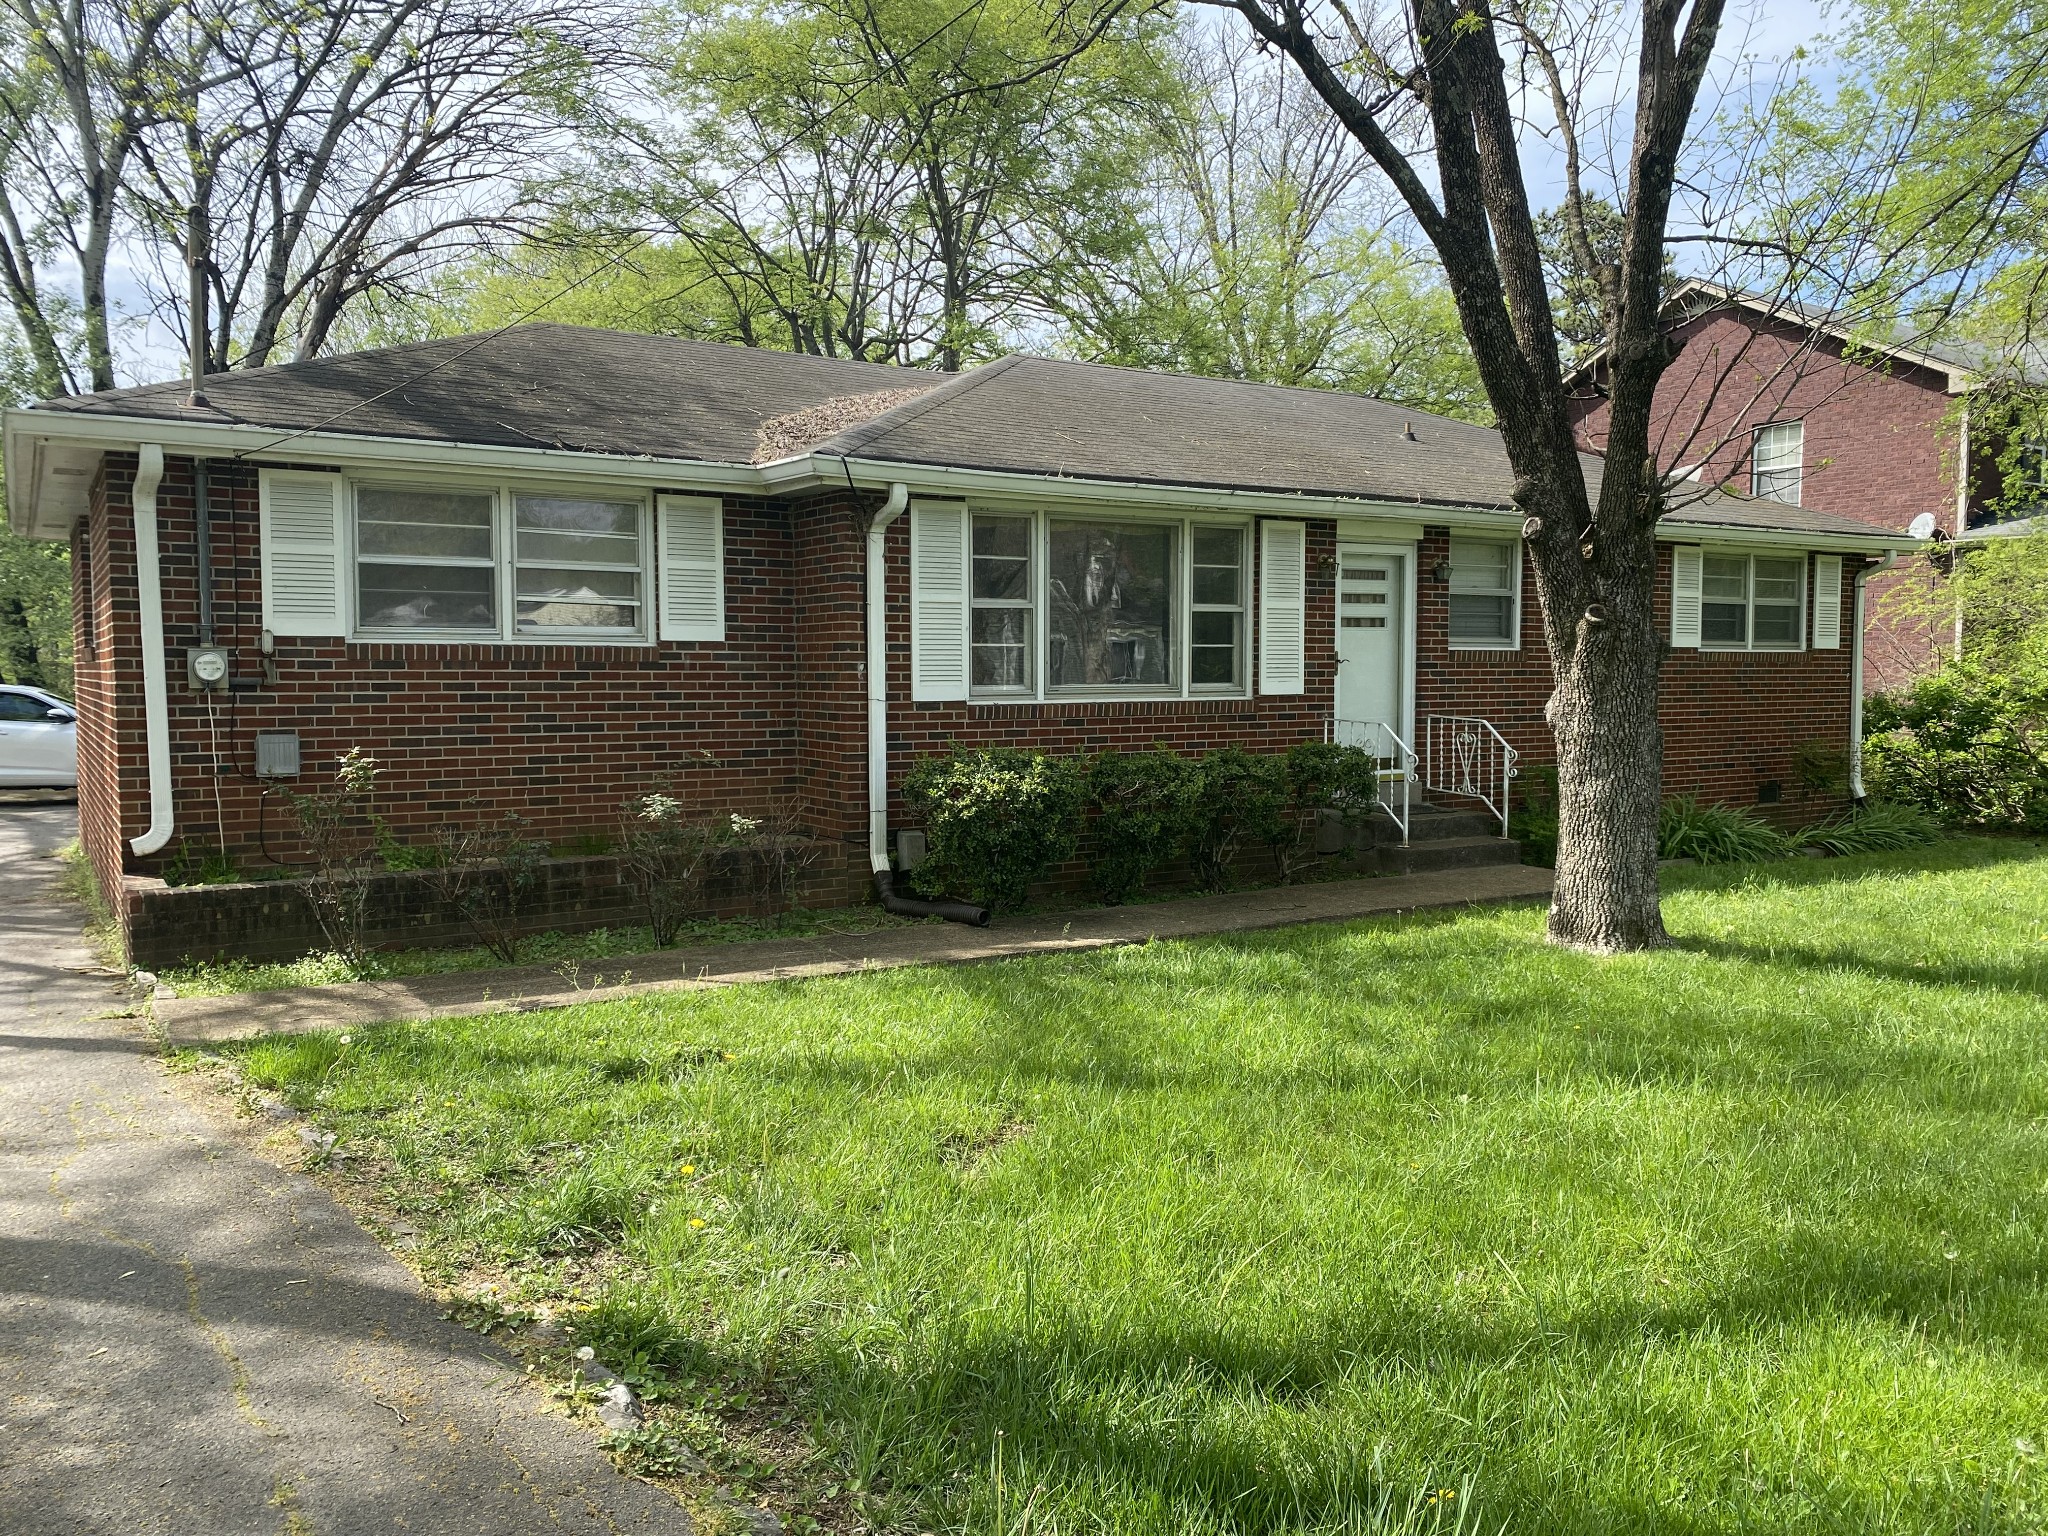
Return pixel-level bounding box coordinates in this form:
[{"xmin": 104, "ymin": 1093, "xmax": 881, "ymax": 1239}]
[
  {"xmin": 1447, "ymin": 536, "xmax": 1519, "ymax": 647},
  {"xmin": 352, "ymin": 482, "xmax": 650, "ymax": 641},
  {"xmin": 1751, "ymin": 421, "xmax": 1804, "ymax": 505}
]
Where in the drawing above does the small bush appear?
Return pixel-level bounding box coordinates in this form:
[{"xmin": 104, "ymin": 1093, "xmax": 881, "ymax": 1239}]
[
  {"xmin": 1086, "ymin": 749, "xmax": 1199, "ymax": 904},
  {"xmin": 620, "ymin": 793, "xmax": 724, "ymax": 946},
  {"xmin": 1657, "ymin": 796, "xmax": 1790, "ymax": 864},
  {"xmin": 424, "ymin": 809, "xmax": 550, "ymax": 962},
  {"xmin": 903, "ymin": 747, "xmax": 1086, "ymax": 910},
  {"xmin": 1180, "ymin": 747, "xmax": 1289, "ymax": 891},
  {"xmin": 1789, "ymin": 802, "xmax": 1945, "ymax": 857}
]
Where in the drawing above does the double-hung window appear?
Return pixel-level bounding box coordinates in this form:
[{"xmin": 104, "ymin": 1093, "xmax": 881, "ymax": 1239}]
[
  {"xmin": 962, "ymin": 512, "xmax": 1248, "ymax": 698},
  {"xmin": 1190, "ymin": 526, "xmax": 1247, "ymax": 687},
  {"xmin": 1701, "ymin": 552, "xmax": 1805, "ymax": 649},
  {"xmin": 971, "ymin": 515, "xmax": 1033, "ymax": 691},
  {"xmin": 1751, "ymin": 421, "xmax": 1804, "ymax": 504},
  {"xmin": 352, "ymin": 482, "xmax": 651, "ymax": 641},
  {"xmin": 1447, "ymin": 537, "xmax": 1518, "ymax": 647}
]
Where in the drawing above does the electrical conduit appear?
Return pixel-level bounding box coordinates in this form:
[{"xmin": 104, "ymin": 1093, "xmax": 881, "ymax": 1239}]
[
  {"xmin": 130, "ymin": 443, "xmax": 175, "ymax": 855},
  {"xmin": 862, "ymin": 480, "xmax": 988, "ymax": 925}
]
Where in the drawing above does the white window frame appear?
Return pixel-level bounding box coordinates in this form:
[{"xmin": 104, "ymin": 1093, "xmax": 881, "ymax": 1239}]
[
  {"xmin": 1445, "ymin": 535, "xmax": 1521, "ymax": 651},
  {"xmin": 962, "ymin": 506, "xmax": 1255, "ymax": 703},
  {"xmin": 1751, "ymin": 420, "xmax": 1804, "ymax": 505},
  {"xmin": 1697, "ymin": 548, "xmax": 1808, "ymax": 653},
  {"xmin": 346, "ymin": 474, "xmax": 656, "ymax": 646}
]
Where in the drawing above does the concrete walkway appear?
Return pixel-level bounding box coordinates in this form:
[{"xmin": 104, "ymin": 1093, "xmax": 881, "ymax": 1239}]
[
  {"xmin": 160, "ymin": 861, "xmax": 1556, "ymax": 1044},
  {"xmin": 0, "ymin": 803, "xmax": 689, "ymax": 1534}
]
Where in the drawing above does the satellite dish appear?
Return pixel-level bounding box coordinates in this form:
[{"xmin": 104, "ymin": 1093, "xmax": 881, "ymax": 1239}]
[{"xmin": 1906, "ymin": 512, "xmax": 1938, "ymax": 541}]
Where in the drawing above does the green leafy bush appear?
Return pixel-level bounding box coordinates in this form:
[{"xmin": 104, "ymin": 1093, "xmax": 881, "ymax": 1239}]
[
  {"xmin": 1180, "ymin": 747, "xmax": 1290, "ymax": 890},
  {"xmin": 1789, "ymin": 802, "xmax": 1945, "ymax": 857},
  {"xmin": 1657, "ymin": 796, "xmax": 1791, "ymax": 864},
  {"xmin": 1085, "ymin": 749, "xmax": 1199, "ymax": 904},
  {"xmin": 904, "ymin": 747, "xmax": 1086, "ymax": 910},
  {"xmin": 1864, "ymin": 662, "xmax": 2048, "ymax": 830}
]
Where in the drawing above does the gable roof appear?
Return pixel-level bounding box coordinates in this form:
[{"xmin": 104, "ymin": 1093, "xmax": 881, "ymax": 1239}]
[
  {"xmin": 1562, "ymin": 278, "xmax": 2011, "ymax": 396},
  {"xmin": 10, "ymin": 321, "xmax": 1899, "ymax": 547}
]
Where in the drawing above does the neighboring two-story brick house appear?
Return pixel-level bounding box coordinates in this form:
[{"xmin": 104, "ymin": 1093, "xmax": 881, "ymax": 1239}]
[
  {"xmin": 4, "ymin": 324, "xmax": 1897, "ymax": 961},
  {"xmin": 1565, "ymin": 279, "xmax": 2003, "ymax": 691}
]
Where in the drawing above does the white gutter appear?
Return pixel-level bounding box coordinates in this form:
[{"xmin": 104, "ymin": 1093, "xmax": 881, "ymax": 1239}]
[
  {"xmin": 129, "ymin": 444, "xmax": 174, "ymax": 856},
  {"xmin": 1848, "ymin": 549, "xmax": 1899, "ymax": 801},
  {"xmin": 866, "ymin": 482, "xmax": 909, "ymax": 874}
]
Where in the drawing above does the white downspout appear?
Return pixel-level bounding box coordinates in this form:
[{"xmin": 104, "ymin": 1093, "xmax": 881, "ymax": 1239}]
[
  {"xmin": 866, "ymin": 482, "xmax": 909, "ymax": 874},
  {"xmin": 129, "ymin": 444, "xmax": 174, "ymax": 856},
  {"xmin": 1847, "ymin": 549, "xmax": 1898, "ymax": 803}
]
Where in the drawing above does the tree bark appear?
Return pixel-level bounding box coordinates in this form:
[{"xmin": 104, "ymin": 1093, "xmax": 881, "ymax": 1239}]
[{"xmin": 1224, "ymin": 0, "xmax": 1727, "ymax": 950}]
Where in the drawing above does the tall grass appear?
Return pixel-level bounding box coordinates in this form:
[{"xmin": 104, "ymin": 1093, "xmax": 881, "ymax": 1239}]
[{"xmin": 227, "ymin": 838, "xmax": 2048, "ymax": 1535}]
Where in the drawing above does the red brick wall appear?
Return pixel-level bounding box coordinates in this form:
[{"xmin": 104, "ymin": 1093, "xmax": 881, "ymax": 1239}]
[
  {"xmin": 1569, "ymin": 309, "xmax": 1959, "ymax": 536},
  {"xmin": 75, "ymin": 457, "xmax": 1866, "ymax": 939},
  {"xmin": 1413, "ymin": 528, "xmax": 1860, "ymax": 817}
]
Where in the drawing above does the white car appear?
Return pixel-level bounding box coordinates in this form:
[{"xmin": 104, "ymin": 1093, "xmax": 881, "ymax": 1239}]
[{"xmin": 0, "ymin": 684, "xmax": 77, "ymax": 788}]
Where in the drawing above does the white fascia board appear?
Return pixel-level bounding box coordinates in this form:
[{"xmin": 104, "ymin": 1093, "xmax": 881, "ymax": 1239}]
[
  {"xmin": 1657, "ymin": 521, "xmax": 1904, "ymax": 554},
  {"xmin": 4, "ymin": 407, "xmax": 763, "ymax": 536},
  {"xmin": 789, "ymin": 452, "xmax": 1523, "ymax": 528}
]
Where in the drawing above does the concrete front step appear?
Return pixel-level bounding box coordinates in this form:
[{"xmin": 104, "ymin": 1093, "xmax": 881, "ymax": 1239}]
[
  {"xmin": 1397, "ymin": 806, "xmax": 1504, "ymax": 842},
  {"xmin": 1381, "ymin": 834, "xmax": 1524, "ymax": 874}
]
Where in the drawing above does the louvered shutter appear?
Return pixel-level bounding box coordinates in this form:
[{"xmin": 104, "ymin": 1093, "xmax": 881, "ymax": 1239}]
[
  {"xmin": 259, "ymin": 470, "xmax": 346, "ymax": 636},
  {"xmin": 910, "ymin": 500, "xmax": 968, "ymax": 701},
  {"xmin": 1257, "ymin": 520, "xmax": 1306, "ymax": 695},
  {"xmin": 1670, "ymin": 545, "xmax": 1704, "ymax": 648},
  {"xmin": 1811, "ymin": 554, "xmax": 1843, "ymax": 649},
  {"xmin": 657, "ymin": 495, "xmax": 724, "ymax": 641}
]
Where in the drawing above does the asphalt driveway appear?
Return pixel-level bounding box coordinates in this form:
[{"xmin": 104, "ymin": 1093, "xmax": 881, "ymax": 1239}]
[{"xmin": 0, "ymin": 802, "xmax": 688, "ymax": 1534}]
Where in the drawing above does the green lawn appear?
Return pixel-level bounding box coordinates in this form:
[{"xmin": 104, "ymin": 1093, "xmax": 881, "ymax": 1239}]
[{"xmin": 221, "ymin": 838, "xmax": 2048, "ymax": 1534}]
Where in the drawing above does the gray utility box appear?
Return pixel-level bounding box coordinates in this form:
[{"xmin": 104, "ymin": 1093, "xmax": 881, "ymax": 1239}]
[{"xmin": 253, "ymin": 730, "xmax": 301, "ymax": 779}]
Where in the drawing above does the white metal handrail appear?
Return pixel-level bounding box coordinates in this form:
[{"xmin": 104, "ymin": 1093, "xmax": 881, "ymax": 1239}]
[
  {"xmin": 1326, "ymin": 716, "xmax": 1416, "ymax": 845},
  {"xmin": 1422, "ymin": 715, "xmax": 1519, "ymax": 838}
]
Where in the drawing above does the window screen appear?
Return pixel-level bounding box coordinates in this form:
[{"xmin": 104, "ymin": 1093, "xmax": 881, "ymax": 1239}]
[
  {"xmin": 971, "ymin": 515, "xmax": 1033, "ymax": 690},
  {"xmin": 355, "ymin": 486, "xmax": 496, "ymax": 631},
  {"xmin": 514, "ymin": 495, "xmax": 643, "ymax": 633},
  {"xmin": 1448, "ymin": 537, "xmax": 1516, "ymax": 644},
  {"xmin": 1190, "ymin": 525, "xmax": 1245, "ymax": 687}
]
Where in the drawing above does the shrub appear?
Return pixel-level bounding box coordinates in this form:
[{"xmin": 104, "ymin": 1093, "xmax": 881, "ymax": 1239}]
[
  {"xmin": 1085, "ymin": 749, "xmax": 1199, "ymax": 904},
  {"xmin": 286, "ymin": 747, "xmax": 382, "ymax": 965},
  {"xmin": 1789, "ymin": 802, "xmax": 1945, "ymax": 857},
  {"xmin": 619, "ymin": 793, "xmax": 724, "ymax": 946},
  {"xmin": 1180, "ymin": 747, "xmax": 1289, "ymax": 891},
  {"xmin": 1864, "ymin": 663, "xmax": 2048, "ymax": 830},
  {"xmin": 903, "ymin": 747, "xmax": 1086, "ymax": 911},
  {"xmin": 424, "ymin": 810, "xmax": 550, "ymax": 962},
  {"xmin": 1657, "ymin": 796, "xmax": 1790, "ymax": 864}
]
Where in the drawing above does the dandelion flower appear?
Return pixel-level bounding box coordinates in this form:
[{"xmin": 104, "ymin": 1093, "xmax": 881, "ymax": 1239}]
[
  {"xmin": 689, "ymin": 1217, "xmax": 707, "ymax": 1229},
  {"xmin": 680, "ymin": 1164, "xmax": 697, "ymax": 1175}
]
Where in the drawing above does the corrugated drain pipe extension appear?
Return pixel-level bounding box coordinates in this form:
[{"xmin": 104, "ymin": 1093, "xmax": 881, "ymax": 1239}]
[
  {"xmin": 1847, "ymin": 550, "xmax": 1899, "ymax": 805},
  {"xmin": 863, "ymin": 479, "xmax": 989, "ymax": 926}
]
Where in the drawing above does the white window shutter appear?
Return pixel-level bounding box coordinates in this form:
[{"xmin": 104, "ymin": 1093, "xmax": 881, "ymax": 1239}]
[
  {"xmin": 910, "ymin": 500, "xmax": 968, "ymax": 701},
  {"xmin": 657, "ymin": 495, "xmax": 724, "ymax": 641},
  {"xmin": 1258, "ymin": 520, "xmax": 1307, "ymax": 695},
  {"xmin": 259, "ymin": 469, "xmax": 346, "ymax": 636},
  {"xmin": 1812, "ymin": 554, "xmax": 1843, "ymax": 649},
  {"xmin": 1670, "ymin": 545, "xmax": 1704, "ymax": 648}
]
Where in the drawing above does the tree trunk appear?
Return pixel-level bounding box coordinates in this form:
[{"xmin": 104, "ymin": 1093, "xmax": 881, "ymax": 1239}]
[
  {"xmin": 0, "ymin": 595, "xmax": 46, "ymax": 688},
  {"xmin": 1542, "ymin": 597, "xmax": 1668, "ymax": 951}
]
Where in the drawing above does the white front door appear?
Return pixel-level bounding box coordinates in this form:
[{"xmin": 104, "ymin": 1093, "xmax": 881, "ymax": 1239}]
[{"xmin": 1334, "ymin": 546, "xmax": 1407, "ymax": 742}]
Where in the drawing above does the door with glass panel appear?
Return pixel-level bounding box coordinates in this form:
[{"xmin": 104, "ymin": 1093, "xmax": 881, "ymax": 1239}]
[{"xmin": 1333, "ymin": 547, "xmax": 1406, "ymax": 740}]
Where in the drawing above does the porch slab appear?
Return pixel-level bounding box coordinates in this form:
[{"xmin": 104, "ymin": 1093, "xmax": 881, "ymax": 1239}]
[{"xmin": 156, "ymin": 862, "xmax": 1556, "ymax": 1044}]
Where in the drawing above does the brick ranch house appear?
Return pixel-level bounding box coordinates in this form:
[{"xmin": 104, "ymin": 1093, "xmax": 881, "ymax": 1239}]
[
  {"xmin": 4, "ymin": 324, "xmax": 1900, "ymax": 962},
  {"xmin": 1566, "ymin": 279, "xmax": 2018, "ymax": 692}
]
